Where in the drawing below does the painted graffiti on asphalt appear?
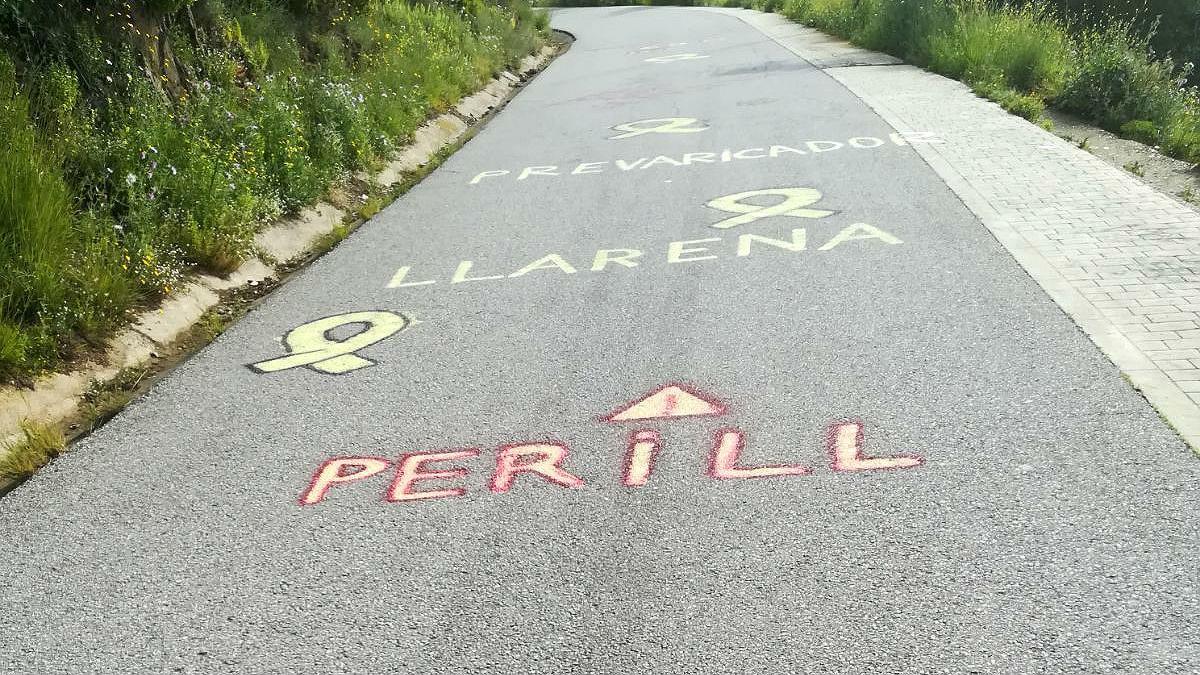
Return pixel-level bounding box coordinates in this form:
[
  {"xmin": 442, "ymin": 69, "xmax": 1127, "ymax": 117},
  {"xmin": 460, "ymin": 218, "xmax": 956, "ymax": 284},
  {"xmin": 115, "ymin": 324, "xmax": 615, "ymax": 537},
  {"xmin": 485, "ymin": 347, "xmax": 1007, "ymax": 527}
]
[
  {"xmin": 386, "ymin": 186, "xmax": 899, "ymax": 290},
  {"xmin": 468, "ymin": 131, "xmax": 944, "ymax": 184},
  {"xmin": 706, "ymin": 187, "xmax": 835, "ymax": 229},
  {"xmin": 609, "ymin": 117, "xmax": 710, "ymax": 140},
  {"xmin": 298, "ymin": 383, "xmax": 924, "ymax": 505},
  {"xmin": 249, "ymin": 311, "xmax": 410, "ymax": 375},
  {"xmin": 385, "ymin": 223, "xmax": 900, "ymax": 290}
]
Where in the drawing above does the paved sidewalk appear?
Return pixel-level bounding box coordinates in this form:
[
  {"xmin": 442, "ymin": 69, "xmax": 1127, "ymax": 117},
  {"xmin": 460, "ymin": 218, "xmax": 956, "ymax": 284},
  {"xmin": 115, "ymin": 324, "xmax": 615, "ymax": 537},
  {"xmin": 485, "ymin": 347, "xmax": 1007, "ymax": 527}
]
[{"xmin": 716, "ymin": 8, "xmax": 1200, "ymax": 449}]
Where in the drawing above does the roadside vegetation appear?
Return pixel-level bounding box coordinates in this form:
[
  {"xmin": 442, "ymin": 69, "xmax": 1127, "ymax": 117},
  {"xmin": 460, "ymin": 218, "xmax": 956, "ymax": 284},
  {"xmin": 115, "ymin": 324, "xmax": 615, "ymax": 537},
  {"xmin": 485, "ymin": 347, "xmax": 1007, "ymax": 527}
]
[
  {"xmin": 763, "ymin": 0, "xmax": 1200, "ymax": 162},
  {"xmin": 0, "ymin": 421, "xmax": 66, "ymax": 480},
  {"xmin": 0, "ymin": 0, "xmax": 547, "ymax": 382},
  {"xmin": 547, "ymin": 0, "xmax": 1200, "ymax": 163}
]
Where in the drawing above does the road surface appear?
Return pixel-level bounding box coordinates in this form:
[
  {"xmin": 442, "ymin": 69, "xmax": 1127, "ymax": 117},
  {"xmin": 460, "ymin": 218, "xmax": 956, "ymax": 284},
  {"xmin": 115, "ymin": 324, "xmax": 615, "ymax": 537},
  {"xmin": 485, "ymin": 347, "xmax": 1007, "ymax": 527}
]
[{"xmin": 1, "ymin": 7, "xmax": 1198, "ymax": 674}]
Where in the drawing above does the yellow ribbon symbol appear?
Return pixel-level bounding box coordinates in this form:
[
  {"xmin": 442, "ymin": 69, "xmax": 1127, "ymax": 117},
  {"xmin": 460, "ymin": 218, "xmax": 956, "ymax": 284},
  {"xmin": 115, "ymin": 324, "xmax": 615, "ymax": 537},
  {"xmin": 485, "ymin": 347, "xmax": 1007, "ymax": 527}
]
[
  {"xmin": 249, "ymin": 311, "xmax": 409, "ymax": 375},
  {"xmin": 705, "ymin": 188, "xmax": 835, "ymax": 229},
  {"xmin": 609, "ymin": 117, "xmax": 709, "ymax": 140}
]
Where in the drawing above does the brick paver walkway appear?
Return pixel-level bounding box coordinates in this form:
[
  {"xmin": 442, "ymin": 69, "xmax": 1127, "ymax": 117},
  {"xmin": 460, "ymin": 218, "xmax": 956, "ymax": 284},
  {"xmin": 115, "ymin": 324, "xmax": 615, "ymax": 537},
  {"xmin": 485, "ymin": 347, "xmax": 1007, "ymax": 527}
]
[{"xmin": 713, "ymin": 8, "xmax": 1200, "ymax": 449}]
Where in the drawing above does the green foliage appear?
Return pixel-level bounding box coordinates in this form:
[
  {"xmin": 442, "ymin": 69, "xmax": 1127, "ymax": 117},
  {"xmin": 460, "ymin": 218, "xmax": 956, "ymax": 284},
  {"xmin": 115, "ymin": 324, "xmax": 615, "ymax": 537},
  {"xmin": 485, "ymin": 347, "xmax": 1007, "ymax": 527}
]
[
  {"xmin": 0, "ymin": 0, "xmax": 547, "ymax": 379},
  {"xmin": 782, "ymin": 0, "xmax": 866, "ymax": 38},
  {"xmin": 1055, "ymin": 23, "xmax": 1200, "ymax": 161},
  {"xmin": 1119, "ymin": 119, "xmax": 1160, "ymax": 144},
  {"xmin": 1162, "ymin": 95, "xmax": 1200, "ymax": 161},
  {"xmin": 1057, "ymin": 24, "xmax": 1192, "ymax": 131},
  {"xmin": 0, "ymin": 420, "xmax": 66, "ymax": 480},
  {"xmin": 0, "ymin": 54, "xmax": 135, "ymax": 378},
  {"xmin": 1054, "ymin": 0, "xmax": 1200, "ymax": 86},
  {"xmin": 926, "ymin": 1, "xmax": 1070, "ymax": 96},
  {"xmin": 974, "ymin": 79, "xmax": 1049, "ymax": 121}
]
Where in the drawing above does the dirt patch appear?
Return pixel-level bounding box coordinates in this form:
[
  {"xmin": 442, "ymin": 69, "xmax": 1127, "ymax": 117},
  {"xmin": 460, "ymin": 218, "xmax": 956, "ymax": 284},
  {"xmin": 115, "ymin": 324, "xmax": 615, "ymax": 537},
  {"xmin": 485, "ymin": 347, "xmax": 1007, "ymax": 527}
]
[{"xmin": 1046, "ymin": 109, "xmax": 1200, "ymax": 209}]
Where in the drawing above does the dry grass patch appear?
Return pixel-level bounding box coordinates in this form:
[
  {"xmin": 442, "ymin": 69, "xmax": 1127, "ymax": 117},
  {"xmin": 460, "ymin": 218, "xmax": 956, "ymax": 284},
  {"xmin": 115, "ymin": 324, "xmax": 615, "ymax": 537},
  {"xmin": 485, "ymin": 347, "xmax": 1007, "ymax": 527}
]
[{"xmin": 0, "ymin": 421, "xmax": 66, "ymax": 481}]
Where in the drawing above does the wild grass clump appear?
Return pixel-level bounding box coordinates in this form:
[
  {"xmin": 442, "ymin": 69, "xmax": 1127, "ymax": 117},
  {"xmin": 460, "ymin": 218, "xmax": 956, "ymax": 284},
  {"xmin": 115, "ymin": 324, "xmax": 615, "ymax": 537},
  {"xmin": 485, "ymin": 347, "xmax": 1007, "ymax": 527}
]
[
  {"xmin": 0, "ymin": 0, "xmax": 547, "ymax": 381},
  {"xmin": 0, "ymin": 421, "xmax": 66, "ymax": 480},
  {"xmin": 0, "ymin": 55, "xmax": 135, "ymax": 378},
  {"xmin": 1056, "ymin": 22, "xmax": 1198, "ymax": 157},
  {"xmin": 1162, "ymin": 96, "xmax": 1200, "ymax": 161},
  {"xmin": 782, "ymin": 0, "xmax": 872, "ymax": 39},
  {"xmin": 974, "ymin": 80, "xmax": 1049, "ymax": 122},
  {"xmin": 926, "ymin": 1, "xmax": 1071, "ymax": 96}
]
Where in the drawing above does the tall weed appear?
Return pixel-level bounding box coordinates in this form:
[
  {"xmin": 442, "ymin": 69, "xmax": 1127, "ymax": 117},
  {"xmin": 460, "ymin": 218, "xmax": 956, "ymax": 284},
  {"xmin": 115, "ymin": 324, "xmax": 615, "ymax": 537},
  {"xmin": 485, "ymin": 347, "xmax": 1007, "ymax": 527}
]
[
  {"xmin": 0, "ymin": 56, "xmax": 133, "ymax": 377},
  {"xmin": 1057, "ymin": 23, "xmax": 1193, "ymax": 136},
  {"xmin": 927, "ymin": 1, "xmax": 1072, "ymax": 96}
]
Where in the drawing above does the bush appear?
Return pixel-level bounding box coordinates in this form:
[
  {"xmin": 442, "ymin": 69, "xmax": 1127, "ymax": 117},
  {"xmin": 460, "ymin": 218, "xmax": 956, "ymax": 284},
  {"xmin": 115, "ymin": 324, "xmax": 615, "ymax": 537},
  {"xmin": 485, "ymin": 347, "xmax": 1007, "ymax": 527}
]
[
  {"xmin": 1119, "ymin": 119, "xmax": 1161, "ymax": 144},
  {"xmin": 974, "ymin": 79, "xmax": 1048, "ymax": 121},
  {"xmin": 1162, "ymin": 93, "xmax": 1200, "ymax": 162},
  {"xmin": 1056, "ymin": 24, "xmax": 1193, "ymax": 133},
  {"xmin": 786, "ymin": 0, "xmax": 869, "ymax": 38},
  {"xmin": 853, "ymin": 0, "xmax": 954, "ymax": 63}
]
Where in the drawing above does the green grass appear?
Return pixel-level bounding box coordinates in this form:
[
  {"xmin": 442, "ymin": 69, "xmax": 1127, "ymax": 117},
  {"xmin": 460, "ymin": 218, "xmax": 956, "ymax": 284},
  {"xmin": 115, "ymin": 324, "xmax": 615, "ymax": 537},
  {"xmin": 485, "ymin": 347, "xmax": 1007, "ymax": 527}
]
[
  {"xmin": 0, "ymin": 58, "xmax": 136, "ymax": 380},
  {"xmin": 1056, "ymin": 22, "xmax": 1198, "ymax": 151},
  {"xmin": 770, "ymin": 0, "xmax": 1200, "ymax": 163},
  {"xmin": 925, "ymin": 1, "xmax": 1071, "ymax": 97},
  {"xmin": 0, "ymin": 0, "xmax": 547, "ymax": 382},
  {"xmin": 1119, "ymin": 120, "xmax": 1161, "ymax": 145},
  {"xmin": 0, "ymin": 421, "xmax": 66, "ymax": 480}
]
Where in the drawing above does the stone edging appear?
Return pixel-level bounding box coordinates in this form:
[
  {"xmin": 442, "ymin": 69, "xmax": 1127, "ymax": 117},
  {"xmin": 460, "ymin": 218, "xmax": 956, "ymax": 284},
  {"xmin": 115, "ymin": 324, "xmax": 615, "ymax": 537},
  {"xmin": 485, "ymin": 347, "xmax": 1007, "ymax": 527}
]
[{"xmin": 0, "ymin": 44, "xmax": 560, "ymax": 453}]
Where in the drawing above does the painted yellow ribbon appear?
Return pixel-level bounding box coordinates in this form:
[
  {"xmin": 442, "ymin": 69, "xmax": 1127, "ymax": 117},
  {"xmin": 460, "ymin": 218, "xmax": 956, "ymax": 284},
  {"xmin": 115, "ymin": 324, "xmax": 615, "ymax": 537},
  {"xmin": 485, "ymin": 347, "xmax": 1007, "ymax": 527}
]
[
  {"xmin": 706, "ymin": 188, "xmax": 834, "ymax": 229},
  {"xmin": 250, "ymin": 311, "xmax": 409, "ymax": 375},
  {"xmin": 609, "ymin": 117, "xmax": 709, "ymax": 140}
]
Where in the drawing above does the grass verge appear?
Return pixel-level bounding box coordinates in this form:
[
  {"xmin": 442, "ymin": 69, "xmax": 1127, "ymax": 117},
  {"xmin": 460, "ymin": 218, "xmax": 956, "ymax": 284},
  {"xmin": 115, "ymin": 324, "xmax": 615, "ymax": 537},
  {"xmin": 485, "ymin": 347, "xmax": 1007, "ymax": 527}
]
[{"xmin": 0, "ymin": 0, "xmax": 548, "ymax": 382}]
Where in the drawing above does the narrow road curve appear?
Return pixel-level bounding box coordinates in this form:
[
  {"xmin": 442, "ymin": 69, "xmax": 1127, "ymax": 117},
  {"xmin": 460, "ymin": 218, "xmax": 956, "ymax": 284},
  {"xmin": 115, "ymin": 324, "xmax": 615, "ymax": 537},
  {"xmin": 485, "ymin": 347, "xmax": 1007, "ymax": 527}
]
[{"xmin": 2, "ymin": 7, "xmax": 1198, "ymax": 674}]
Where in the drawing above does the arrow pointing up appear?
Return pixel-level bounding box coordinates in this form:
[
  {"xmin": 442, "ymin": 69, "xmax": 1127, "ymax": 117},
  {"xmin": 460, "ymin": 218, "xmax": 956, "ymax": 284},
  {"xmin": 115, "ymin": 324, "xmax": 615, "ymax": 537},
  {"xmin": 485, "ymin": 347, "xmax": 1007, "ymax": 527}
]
[{"xmin": 603, "ymin": 384, "xmax": 727, "ymax": 422}]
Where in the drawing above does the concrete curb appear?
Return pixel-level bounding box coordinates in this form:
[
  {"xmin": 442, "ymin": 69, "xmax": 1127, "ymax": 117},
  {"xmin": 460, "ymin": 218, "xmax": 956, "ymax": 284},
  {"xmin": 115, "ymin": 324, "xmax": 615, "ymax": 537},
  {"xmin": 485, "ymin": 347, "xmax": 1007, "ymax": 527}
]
[
  {"xmin": 712, "ymin": 7, "xmax": 1200, "ymax": 451},
  {"xmin": 0, "ymin": 44, "xmax": 560, "ymax": 457}
]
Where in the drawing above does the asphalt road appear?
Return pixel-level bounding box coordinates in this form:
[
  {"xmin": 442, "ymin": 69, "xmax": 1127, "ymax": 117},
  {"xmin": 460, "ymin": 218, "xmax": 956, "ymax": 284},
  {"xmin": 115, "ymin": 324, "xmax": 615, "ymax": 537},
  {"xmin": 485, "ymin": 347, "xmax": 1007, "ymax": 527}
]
[{"xmin": 2, "ymin": 7, "xmax": 1199, "ymax": 674}]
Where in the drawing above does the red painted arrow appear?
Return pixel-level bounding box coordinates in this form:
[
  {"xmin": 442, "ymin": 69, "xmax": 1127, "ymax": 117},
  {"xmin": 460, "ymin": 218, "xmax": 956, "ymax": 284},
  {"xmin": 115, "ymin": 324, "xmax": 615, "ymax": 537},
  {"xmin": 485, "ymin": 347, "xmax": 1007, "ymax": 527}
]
[{"xmin": 603, "ymin": 384, "xmax": 727, "ymax": 422}]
